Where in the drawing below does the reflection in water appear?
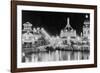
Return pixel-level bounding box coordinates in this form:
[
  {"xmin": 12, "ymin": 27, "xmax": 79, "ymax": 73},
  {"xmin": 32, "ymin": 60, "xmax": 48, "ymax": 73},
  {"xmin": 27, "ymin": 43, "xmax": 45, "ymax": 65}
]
[{"xmin": 22, "ymin": 50, "xmax": 90, "ymax": 62}]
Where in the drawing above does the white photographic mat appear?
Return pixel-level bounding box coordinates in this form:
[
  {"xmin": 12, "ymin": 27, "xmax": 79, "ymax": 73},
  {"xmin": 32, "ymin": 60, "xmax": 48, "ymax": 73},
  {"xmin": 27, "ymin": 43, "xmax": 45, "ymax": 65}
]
[{"xmin": 17, "ymin": 5, "xmax": 94, "ymax": 68}]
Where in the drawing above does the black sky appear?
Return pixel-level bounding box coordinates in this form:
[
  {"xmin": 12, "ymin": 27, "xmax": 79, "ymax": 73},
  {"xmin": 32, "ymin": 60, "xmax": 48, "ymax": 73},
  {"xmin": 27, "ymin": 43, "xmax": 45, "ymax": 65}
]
[{"xmin": 22, "ymin": 10, "xmax": 90, "ymax": 36}]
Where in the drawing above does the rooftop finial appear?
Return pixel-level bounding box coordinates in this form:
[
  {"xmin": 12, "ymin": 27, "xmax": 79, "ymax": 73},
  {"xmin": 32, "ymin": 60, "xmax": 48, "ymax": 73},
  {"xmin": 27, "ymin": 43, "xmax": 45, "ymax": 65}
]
[{"xmin": 85, "ymin": 14, "xmax": 88, "ymax": 18}]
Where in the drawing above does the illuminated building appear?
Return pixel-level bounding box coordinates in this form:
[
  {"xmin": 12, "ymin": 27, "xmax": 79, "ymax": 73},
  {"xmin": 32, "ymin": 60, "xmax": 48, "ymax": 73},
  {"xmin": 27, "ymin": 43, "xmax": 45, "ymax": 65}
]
[
  {"xmin": 83, "ymin": 14, "xmax": 90, "ymax": 40},
  {"xmin": 23, "ymin": 22, "xmax": 32, "ymax": 32}
]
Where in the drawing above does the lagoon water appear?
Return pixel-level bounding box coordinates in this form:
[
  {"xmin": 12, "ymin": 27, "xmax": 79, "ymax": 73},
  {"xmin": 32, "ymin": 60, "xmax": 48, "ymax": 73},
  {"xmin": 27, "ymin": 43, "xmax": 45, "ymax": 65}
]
[{"xmin": 24, "ymin": 50, "xmax": 90, "ymax": 62}]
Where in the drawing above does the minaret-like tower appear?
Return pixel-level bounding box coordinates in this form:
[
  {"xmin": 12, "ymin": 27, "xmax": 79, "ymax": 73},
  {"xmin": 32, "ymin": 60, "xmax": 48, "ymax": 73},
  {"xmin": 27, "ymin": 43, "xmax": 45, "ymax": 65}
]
[{"xmin": 83, "ymin": 14, "xmax": 90, "ymax": 40}]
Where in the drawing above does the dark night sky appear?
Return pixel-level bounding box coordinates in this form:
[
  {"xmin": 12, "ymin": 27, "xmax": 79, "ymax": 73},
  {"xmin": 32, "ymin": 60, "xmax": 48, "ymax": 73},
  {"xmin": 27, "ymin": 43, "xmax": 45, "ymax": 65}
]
[{"xmin": 22, "ymin": 10, "xmax": 90, "ymax": 36}]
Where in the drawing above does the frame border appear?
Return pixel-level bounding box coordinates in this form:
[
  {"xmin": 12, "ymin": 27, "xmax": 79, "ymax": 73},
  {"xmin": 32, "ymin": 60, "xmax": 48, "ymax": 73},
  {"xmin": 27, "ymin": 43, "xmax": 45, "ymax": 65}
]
[{"xmin": 11, "ymin": 1, "xmax": 97, "ymax": 73}]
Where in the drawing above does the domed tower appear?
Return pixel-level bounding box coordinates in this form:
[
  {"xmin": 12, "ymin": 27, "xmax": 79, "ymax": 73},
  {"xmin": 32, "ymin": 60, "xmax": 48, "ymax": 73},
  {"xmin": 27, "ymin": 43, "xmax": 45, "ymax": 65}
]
[
  {"xmin": 23, "ymin": 22, "xmax": 32, "ymax": 32},
  {"xmin": 83, "ymin": 14, "xmax": 90, "ymax": 40}
]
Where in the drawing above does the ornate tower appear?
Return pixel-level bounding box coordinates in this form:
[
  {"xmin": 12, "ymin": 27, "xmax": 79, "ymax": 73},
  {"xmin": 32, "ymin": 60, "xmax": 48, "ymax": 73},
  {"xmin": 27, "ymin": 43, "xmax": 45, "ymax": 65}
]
[
  {"xmin": 65, "ymin": 17, "xmax": 73, "ymax": 31},
  {"xmin": 23, "ymin": 22, "xmax": 32, "ymax": 32},
  {"xmin": 60, "ymin": 17, "xmax": 76, "ymax": 38},
  {"xmin": 83, "ymin": 14, "xmax": 90, "ymax": 40}
]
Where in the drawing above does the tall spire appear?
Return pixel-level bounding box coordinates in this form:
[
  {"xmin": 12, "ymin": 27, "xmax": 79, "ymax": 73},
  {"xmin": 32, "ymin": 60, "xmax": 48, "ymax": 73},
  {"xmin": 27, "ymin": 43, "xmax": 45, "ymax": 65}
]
[
  {"xmin": 67, "ymin": 17, "xmax": 70, "ymax": 25},
  {"xmin": 65, "ymin": 17, "xmax": 72, "ymax": 28},
  {"xmin": 64, "ymin": 17, "xmax": 73, "ymax": 32}
]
